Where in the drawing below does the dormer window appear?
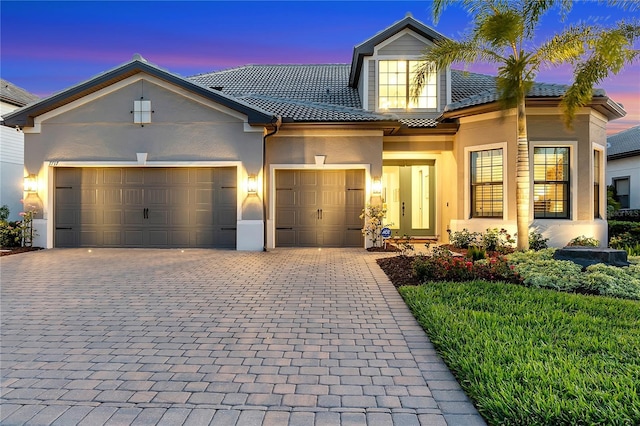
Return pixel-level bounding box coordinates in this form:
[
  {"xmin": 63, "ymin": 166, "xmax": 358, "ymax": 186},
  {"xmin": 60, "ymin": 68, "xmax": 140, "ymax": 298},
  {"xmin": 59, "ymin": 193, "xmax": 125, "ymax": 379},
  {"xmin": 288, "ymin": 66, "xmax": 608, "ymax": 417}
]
[{"xmin": 379, "ymin": 60, "xmax": 437, "ymax": 110}]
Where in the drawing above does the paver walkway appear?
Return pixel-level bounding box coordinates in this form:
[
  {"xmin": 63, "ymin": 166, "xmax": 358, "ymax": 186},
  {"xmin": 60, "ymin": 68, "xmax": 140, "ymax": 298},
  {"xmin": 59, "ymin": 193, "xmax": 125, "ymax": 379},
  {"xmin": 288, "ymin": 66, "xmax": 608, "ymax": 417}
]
[{"xmin": 1, "ymin": 248, "xmax": 485, "ymax": 425}]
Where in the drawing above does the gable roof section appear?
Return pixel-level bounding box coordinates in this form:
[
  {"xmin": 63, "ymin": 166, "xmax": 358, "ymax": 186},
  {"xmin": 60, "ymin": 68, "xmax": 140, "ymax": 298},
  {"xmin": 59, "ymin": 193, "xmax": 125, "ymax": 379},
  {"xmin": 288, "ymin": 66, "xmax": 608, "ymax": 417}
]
[
  {"xmin": 607, "ymin": 125, "xmax": 640, "ymax": 159},
  {"xmin": 2, "ymin": 56, "xmax": 277, "ymax": 128},
  {"xmin": 348, "ymin": 14, "xmax": 448, "ymax": 87}
]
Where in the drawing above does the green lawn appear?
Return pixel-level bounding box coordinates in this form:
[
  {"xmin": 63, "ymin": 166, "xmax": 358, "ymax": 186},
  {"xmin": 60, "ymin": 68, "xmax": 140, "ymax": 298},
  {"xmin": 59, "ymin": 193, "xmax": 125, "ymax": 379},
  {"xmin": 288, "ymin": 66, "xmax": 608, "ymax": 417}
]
[{"xmin": 399, "ymin": 281, "xmax": 640, "ymax": 425}]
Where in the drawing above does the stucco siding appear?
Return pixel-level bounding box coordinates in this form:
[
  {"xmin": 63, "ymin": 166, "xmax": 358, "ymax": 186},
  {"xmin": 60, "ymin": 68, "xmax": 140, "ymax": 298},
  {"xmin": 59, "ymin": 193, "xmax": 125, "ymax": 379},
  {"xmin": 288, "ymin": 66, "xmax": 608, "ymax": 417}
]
[{"xmin": 24, "ymin": 79, "xmax": 263, "ymax": 172}]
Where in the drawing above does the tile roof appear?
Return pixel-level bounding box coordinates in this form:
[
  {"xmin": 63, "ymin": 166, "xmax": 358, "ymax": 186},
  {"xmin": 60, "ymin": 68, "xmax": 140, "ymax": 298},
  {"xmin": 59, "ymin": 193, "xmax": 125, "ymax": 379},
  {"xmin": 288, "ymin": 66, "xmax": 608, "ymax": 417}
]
[
  {"xmin": 447, "ymin": 73, "xmax": 607, "ymax": 112},
  {"xmin": 190, "ymin": 64, "xmax": 361, "ymax": 108},
  {"xmin": 189, "ymin": 64, "xmax": 610, "ymax": 126},
  {"xmin": 0, "ymin": 79, "xmax": 39, "ymax": 107},
  {"xmin": 237, "ymin": 94, "xmax": 394, "ymax": 123},
  {"xmin": 607, "ymin": 125, "xmax": 640, "ymax": 158}
]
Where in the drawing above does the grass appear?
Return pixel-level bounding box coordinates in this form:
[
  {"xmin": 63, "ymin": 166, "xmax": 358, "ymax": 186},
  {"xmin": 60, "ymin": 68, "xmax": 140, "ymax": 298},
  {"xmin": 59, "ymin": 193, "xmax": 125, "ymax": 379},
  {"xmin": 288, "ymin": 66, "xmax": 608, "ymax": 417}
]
[{"xmin": 399, "ymin": 280, "xmax": 640, "ymax": 425}]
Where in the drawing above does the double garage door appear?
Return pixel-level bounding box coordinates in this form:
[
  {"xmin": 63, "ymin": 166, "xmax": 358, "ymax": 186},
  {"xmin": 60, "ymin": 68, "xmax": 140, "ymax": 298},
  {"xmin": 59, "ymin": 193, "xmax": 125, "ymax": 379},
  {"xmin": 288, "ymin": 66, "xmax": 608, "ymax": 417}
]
[
  {"xmin": 276, "ymin": 170, "xmax": 364, "ymax": 247},
  {"xmin": 55, "ymin": 167, "xmax": 236, "ymax": 248}
]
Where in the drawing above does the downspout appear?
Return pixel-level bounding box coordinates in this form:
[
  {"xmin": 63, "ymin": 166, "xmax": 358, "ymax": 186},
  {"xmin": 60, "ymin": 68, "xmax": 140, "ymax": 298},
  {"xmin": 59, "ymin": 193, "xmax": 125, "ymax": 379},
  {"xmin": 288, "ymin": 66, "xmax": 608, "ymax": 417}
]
[{"xmin": 263, "ymin": 116, "xmax": 281, "ymax": 251}]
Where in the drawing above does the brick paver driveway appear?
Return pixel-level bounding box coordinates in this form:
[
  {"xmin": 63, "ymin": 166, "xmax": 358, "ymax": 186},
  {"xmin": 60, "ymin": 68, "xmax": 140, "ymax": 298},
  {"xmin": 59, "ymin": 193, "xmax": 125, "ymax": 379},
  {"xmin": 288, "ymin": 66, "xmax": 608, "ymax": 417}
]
[{"xmin": 1, "ymin": 248, "xmax": 484, "ymax": 425}]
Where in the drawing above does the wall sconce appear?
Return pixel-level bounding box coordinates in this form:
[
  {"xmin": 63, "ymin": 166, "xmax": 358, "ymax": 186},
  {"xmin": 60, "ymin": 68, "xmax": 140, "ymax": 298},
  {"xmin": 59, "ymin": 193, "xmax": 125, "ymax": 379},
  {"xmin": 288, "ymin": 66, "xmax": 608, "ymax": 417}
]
[
  {"xmin": 372, "ymin": 176, "xmax": 382, "ymax": 195},
  {"xmin": 247, "ymin": 174, "xmax": 258, "ymax": 194},
  {"xmin": 24, "ymin": 174, "xmax": 38, "ymax": 193}
]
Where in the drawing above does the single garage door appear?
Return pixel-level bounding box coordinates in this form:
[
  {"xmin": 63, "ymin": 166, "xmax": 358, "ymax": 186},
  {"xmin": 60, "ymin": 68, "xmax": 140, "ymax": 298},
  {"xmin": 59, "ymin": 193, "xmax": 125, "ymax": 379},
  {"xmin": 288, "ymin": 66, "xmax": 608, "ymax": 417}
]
[
  {"xmin": 276, "ymin": 169, "xmax": 364, "ymax": 247},
  {"xmin": 55, "ymin": 167, "xmax": 237, "ymax": 248}
]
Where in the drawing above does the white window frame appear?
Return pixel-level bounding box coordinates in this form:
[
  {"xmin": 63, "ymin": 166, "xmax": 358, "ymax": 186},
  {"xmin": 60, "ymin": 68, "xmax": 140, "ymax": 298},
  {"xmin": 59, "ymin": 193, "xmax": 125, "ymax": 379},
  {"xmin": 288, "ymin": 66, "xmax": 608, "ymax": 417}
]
[
  {"xmin": 530, "ymin": 141, "xmax": 577, "ymax": 220},
  {"xmin": 464, "ymin": 142, "xmax": 508, "ymax": 221}
]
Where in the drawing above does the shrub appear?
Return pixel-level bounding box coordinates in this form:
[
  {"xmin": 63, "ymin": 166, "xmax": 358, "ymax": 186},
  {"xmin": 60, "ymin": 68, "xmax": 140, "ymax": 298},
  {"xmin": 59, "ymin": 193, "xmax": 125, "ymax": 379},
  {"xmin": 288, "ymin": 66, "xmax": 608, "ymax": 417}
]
[
  {"xmin": 528, "ymin": 230, "xmax": 549, "ymax": 251},
  {"xmin": 413, "ymin": 246, "xmax": 518, "ymax": 284},
  {"xmin": 567, "ymin": 235, "xmax": 599, "ymax": 247},
  {"xmin": 0, "ymin": 205, "xmax": 36, "ymax": 248},
  {"xmin": 582, "ymin": 264, "xmax": 640, "ymax": 300},
  {"xmin": 360, "ymin": 204, "xmax": 391, "ymax": 247},
  {"xmin": 467, "ymin": 245, "xmax": 486, "ymax": 261},
  {"xmin": 448, "ymin": 228, "xmax": 480, "ymax": 249},
  {"xmin": 506, "ymin": 249, "xmax": 640, "ymax": 300},
  {"xmin": 481, "ymin": 228, "xmax": 514, "ymax": 253}
]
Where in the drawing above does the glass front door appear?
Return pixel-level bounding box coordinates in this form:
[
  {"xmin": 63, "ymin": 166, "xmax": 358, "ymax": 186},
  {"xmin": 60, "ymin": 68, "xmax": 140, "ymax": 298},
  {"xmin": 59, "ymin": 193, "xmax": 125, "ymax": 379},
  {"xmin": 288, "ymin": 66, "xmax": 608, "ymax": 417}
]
[{"xmin": 382, "ymin": 161, "xmax": 435, "ymax": 237}]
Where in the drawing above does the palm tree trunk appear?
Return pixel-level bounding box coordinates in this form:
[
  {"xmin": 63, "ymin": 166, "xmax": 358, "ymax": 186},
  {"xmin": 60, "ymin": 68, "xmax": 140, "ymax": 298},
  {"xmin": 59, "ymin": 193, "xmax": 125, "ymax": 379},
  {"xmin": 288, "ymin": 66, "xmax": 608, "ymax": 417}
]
[{"xmin": 516, "ymin": 99, "xmax": 530, "ymax": 251}]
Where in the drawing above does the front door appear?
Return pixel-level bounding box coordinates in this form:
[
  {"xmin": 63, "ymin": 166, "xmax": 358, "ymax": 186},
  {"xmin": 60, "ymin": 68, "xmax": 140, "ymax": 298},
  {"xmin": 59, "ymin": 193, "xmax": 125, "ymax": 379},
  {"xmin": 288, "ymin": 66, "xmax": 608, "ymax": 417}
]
[{"xmin": 382, "ymin": 161, "xmax": 435, "ymax": 237}]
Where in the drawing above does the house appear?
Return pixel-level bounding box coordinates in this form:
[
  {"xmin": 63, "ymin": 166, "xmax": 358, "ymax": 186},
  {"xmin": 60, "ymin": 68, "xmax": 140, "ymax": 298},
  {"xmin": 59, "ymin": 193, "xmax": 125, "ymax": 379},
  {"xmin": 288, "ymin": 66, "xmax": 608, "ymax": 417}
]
[
  {"xmin": 0, "ymin": 79, "xmax": 39, "ymax": 221},
  {"xmin": 1, "ymin": 15, "xmax": 625, "ymax": 250},
  {"xmin": 606, "ymin": 125, "xmax": 640, "ymax": 211}
]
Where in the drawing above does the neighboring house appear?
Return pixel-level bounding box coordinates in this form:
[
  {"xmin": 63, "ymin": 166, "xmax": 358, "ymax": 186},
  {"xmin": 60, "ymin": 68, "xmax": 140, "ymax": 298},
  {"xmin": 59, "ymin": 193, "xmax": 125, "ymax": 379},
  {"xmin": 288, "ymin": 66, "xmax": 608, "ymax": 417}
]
[
  {"xmin": 2, "ymin": 15, "xmax": 625, "ymax": 250},
  {"xmin": 0, "ymin": 79, "xmax": 39, "ymax": 221},
  {"xmin": 606, "ymin": 125, "xmax": 640, "ymax": 210}
]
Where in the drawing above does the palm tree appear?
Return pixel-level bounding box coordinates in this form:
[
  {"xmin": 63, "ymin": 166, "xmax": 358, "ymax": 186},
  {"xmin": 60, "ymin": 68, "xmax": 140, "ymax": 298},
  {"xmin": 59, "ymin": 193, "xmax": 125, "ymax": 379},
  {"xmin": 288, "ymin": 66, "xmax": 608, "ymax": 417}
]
[{"xmin": 413, "ymin": 0, "xmax": 639, "ymax": 250}]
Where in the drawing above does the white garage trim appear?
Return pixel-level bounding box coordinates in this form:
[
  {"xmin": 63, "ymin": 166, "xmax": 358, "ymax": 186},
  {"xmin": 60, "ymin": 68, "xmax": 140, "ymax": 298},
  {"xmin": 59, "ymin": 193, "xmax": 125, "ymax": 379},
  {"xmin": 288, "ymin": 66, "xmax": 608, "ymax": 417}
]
[{"xmin": 42, "ymin": 160, "xmax": 247, "ymax": 249}]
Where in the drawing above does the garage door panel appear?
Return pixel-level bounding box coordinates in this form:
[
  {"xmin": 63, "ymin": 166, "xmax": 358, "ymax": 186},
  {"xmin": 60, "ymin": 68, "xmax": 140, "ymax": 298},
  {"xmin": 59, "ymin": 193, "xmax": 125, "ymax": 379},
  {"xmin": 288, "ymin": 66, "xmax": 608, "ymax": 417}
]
[
  {"xmin": 145, "ymin": 169, "xmax": 169, "ymax": 184},
  {"xmin": 215, "ymin": 209, "xmax": 237, "ymax": 226},
  {"xmin": 79, "ymin": 231, "xmax": 98, "ymax": 246},
  {"xmin": 217, "ymin": 188, "xmax": 236, "ymax": 205},
  {"xmin": 55, "ymin": 229, "xmax": 77, "ymax": 247},
  {"xmin": 55, "ymin": 167, "xmax": 237, "ymax": 248},
  {"xmin": 300, "ymin": 191, "xmax": 318, "ymax": 207},
  {"xmin": 124, "ymin": 209, "xmax": 144, "ymax": 225},
  {"xmin": 81, "ymin": 168, "xmax": 98, "ymax": 185},
  {"xmin": 123, "ymin": 189, "xmax": 143, "ymax": 206},
  {"xmin": 276, "ymin": 209, "xmax": 296, "ymax": 227},
  {"xmin": 148, "ymin": 230, "xmax": 169, "ymax": 246},
  {"xmin": 125, "ymin": 169, "xmax": 144, "ymax": 184},
  {"xmin": 79, "ymin": 210, "xmax": 97, "ymax": 225},
  {"xmin": 196, "ymin": 189, "xmax": 213, "ymax": 204},
  {"xmin": 148, "ymin": 210, "xmax": 169, "ymax": 225},
  {"xmin": 298, "ymin": 230, "xmax": 318, "ymax": 246},
  {"xmin": 124, "ymin": 230, "xmax": 144, "ymax": 246},
  {"xmin": 171, "ymin": 188, "xmax": 190, "ymax": 204},
  {"xmin": 275, "ymin": 170, "xmax": 364, "ymax": 247},
  {"xmin": 103, "ymin": 169, "xmax": 123, "ymax": 184},
  {"xmin": 300, "ymin": 171, "xmax": 318, "ymax": 186},
  {"xmin": 103, "ymin": 231, "xmax": 121, "ymax": 246},
  {"xmin": 146, "ymin": 189, "xmax": 168, "ymax": 204}
]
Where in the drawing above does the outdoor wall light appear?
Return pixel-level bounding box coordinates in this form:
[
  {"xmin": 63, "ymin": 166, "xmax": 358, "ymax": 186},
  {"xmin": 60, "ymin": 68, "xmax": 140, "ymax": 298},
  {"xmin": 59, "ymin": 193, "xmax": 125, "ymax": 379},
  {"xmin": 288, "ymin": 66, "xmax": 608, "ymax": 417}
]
[
  {"xmin": 247, "ymin": 174, "xmax": 258, "ymax": 194},
  {"xmin": 24, "ymin": 174, "xmax": 38, "ymax": 193},
  {"xmin": 372, "ymin": 176, "xmax": 382, "ymax": 195}
]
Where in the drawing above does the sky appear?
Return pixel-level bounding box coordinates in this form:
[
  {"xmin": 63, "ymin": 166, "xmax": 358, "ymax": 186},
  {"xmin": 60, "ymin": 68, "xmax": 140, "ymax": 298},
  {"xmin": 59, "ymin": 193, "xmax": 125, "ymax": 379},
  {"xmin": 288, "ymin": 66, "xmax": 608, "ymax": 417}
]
[{"xmin": 1, "ymin": 0, "xmax": 639, "ymax": 135}]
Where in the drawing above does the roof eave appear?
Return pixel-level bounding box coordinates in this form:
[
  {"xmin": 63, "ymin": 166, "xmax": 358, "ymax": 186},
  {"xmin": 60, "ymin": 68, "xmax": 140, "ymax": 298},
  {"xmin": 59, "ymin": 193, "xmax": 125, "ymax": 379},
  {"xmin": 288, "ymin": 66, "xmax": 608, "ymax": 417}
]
[
  {"xmin": 441, "ymin": 95, "xmax": 627, "ymax": 121},
  {"xmin": 279, "ymin": 120, "xmax": 402, "ymax": 135},
  {"xmin": 607, "ymin": 150, "xmax": 640, "ymax": 160}
]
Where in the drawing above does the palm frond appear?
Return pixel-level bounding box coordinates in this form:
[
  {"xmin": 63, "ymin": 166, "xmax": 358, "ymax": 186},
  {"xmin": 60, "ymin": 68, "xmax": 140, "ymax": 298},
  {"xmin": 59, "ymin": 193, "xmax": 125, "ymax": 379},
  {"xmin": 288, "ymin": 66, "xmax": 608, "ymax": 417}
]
[{"xmin": 561, "ymin": 20, "xmax": 640, "ymax": 127}]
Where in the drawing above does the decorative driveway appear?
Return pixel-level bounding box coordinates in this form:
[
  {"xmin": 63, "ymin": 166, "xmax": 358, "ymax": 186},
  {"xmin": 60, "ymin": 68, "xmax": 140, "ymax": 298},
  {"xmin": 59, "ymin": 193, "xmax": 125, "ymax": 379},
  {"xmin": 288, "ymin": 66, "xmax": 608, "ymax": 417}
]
[{"xmin": 1, "ymin": 248, "xmax": 484, "ymax": 425}]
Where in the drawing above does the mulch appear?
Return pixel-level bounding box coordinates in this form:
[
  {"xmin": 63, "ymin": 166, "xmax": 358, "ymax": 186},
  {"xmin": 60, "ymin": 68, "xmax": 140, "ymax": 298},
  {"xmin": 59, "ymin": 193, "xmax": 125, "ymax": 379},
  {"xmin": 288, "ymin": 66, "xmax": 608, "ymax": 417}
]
[{"xmin": 0, "ymin": 247, "xmax": 43, "ymax": 257}]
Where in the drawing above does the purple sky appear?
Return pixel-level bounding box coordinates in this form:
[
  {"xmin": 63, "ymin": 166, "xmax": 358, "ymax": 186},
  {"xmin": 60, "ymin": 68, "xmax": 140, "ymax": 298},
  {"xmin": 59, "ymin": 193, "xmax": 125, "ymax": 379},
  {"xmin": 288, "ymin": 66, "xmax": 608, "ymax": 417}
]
[{"xmin": 1, "ymin": 1, "xmax": 638, "ymax": 134}]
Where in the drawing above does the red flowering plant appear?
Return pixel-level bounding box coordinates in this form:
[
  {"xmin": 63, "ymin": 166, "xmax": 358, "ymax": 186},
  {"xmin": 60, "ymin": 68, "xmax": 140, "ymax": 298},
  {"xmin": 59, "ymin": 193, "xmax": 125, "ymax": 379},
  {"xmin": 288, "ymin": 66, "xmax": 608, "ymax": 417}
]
[{"xmin": 412, "ymin": 245, "xmax": 520, "ymax": 284}]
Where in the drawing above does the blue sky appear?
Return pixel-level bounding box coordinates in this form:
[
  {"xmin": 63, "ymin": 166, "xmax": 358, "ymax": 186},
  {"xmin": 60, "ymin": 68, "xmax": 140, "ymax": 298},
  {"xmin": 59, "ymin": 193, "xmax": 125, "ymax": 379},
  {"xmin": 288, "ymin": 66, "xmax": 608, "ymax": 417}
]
[{"xmin": 1, "ymin": 1, "xmax": 638, "ymax": 133}]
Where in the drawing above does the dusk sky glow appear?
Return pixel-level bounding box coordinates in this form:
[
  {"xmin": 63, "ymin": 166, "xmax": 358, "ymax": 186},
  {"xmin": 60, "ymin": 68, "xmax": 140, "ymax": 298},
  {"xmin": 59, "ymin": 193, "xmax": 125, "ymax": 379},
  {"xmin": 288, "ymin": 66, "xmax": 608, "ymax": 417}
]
[{"xmin": 1, "ymin": 1, "xmax": 639, "ymax": 134}]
